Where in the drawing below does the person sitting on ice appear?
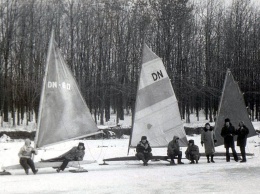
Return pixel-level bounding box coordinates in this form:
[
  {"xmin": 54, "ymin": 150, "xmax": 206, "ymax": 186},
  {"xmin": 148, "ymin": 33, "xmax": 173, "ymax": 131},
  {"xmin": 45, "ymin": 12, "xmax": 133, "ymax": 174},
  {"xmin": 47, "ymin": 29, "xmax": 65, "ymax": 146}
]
[
  {"xmin": 18, "ymin": 138, "xmax": 38, "ymax": 175},
  {"xmin": 42, "ymin": 142, "xmax": 85, "ymax": 172},
  {"xmin": 167, "ymin": 136, "xmax": 184, "ymax": 165},
  {"xmin": 185, "ymin": 139, "xmax": 200, "ymax": 164},
  {"xmin": 135, "ymin": 136, "xmax": 152, "ymax": 166}
]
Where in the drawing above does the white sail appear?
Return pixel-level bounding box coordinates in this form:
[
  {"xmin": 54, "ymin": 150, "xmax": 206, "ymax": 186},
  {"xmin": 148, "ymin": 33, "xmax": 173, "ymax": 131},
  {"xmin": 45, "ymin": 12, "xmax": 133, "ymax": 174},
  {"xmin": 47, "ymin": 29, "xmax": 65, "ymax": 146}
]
[
  {"xmin": 214, "ymin": 69, "xmax": 256, "ymax": 146},
  {"xmin": 35, "ymin": 32, "xmax": 100, "ymax": 148},
  {"xmin": 130, "ymin": 44, "xmax": 188, "ymax": 148}
]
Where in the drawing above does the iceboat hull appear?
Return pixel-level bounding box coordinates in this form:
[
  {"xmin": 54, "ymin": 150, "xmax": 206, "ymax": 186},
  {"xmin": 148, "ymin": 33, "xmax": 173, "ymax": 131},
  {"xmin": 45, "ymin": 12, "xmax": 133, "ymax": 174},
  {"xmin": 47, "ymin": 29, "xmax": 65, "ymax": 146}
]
[{"xmin": 2, "ymin": 160, "xmax": 96, "ymax": 170}]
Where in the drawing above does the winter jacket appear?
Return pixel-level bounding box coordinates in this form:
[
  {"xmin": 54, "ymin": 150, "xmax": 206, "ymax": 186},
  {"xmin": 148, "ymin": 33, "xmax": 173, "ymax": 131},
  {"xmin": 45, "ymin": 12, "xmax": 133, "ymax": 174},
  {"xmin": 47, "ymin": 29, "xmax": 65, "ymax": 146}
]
[
  {"xmin": 235, "ymin": 125, "xmax": 249, "ymax": 147},
  {"xmin": 221, "ymin": 124, "xmax": 236, "ymax": 148},
  {"xmin": 201, "ymin": 127, "xmax": 216, "ymax": 155},
  {"xmin": 18, "ymin": 145, "xmax": 38, "ymax": 159},
  {"xmin": 167, "ymin": 136, "xmax": 180, "ymax": 156},
  {"xmin": 136, "ymin": 141, "xmax": 152, "ymax": 154},
  {"xmin": 185, "ymin": 144, "xmax": 200, "ymax": 160},
  {"xmin": 60, "ymin": 147, "xmax": 85, "ymax": 161}
]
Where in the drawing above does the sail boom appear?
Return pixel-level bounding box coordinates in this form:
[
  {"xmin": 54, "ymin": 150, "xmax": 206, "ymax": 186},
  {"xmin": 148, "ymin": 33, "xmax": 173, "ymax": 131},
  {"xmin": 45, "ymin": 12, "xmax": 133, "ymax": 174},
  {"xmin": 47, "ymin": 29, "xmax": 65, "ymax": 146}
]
[{"xmin": 36, "ymin": 131, "xmax": 102, "ymax": 149}]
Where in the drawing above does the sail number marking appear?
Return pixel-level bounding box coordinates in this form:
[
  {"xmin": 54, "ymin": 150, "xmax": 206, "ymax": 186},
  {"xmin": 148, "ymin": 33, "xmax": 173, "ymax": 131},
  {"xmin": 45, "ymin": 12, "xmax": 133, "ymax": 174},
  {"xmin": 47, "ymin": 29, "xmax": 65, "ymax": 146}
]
[
  {"xmin": 47, "ymin": 81, "xmax": 71, "ymax": 90},
  {"xmin": 151, "ymin": 70, "xmax": 164, "ymax": 81}
]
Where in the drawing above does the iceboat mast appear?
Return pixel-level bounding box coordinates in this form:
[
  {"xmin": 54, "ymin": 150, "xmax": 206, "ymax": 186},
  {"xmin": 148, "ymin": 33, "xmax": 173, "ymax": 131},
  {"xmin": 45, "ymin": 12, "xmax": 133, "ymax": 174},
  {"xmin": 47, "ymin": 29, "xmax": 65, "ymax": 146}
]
[{"xmin": 34, "ymin": 30, "xmax": 54, "ymax": 148}]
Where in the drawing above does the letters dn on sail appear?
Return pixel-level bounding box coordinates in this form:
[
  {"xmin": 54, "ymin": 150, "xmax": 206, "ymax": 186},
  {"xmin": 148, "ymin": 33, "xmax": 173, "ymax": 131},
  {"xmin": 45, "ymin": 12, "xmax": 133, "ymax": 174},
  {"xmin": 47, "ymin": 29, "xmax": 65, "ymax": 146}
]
[
  {"xmin": 152, "ymin": 70, "xmax": 163, "ymax": 81},
  {"xmin": 48, "ymin": 81, "xmax": 71, "ymax": 90}
]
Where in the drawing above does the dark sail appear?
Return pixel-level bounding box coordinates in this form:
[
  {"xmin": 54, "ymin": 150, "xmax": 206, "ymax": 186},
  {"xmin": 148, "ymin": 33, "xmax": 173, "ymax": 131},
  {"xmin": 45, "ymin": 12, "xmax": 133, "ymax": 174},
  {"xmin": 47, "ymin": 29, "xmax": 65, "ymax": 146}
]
[{"xmin": 214, "ymin": 69, "xmax": 256, "ymax": 146}]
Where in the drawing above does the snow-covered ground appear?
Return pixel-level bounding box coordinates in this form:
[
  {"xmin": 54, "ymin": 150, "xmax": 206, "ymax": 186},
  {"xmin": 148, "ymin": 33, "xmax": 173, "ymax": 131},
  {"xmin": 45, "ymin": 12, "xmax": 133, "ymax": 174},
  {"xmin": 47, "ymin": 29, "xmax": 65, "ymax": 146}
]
[
  {"xmin": 1, "ymin": 114, "xmax": 260, "ymax": 194},
  {"xmin": 1, "ymin": 134, "xmax": 260, "ymax": 194}
]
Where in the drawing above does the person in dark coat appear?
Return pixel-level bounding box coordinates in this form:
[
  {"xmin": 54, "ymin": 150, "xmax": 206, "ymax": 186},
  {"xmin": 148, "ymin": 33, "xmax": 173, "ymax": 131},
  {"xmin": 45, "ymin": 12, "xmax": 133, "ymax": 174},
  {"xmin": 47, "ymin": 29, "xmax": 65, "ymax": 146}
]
[
  {"xmin": 135, "ymin": 136, "xmax": 152, "ymax": 166},
  {"xmin": 235, "ymin": 121, "xmax": 249, "ymax": 162},
  {"xmin": 44, "ymin": 142, "xmax": 85, "ymax": 172},
  {"xmin": 167, "ymin": 136, "xmax": 184, "ymax": 165},
  {"xmin": 221, "ymin": 118, "xmax": 238, "ymax": 162},
  {"xmin": 185, "ymin": 140, "xmax": 200, "ymax": 164},
  {"xmin": 201, "ymin": 123, "xmax": 217, "ymax": 163}
]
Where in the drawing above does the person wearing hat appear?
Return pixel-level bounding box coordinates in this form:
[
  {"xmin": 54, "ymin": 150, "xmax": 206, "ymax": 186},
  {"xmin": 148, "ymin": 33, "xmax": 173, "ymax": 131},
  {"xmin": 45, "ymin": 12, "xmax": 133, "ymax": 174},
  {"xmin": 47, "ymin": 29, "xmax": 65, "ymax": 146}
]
[
  {"xmin": 235, "ymin": 121, "xmax": 249, "ymax": 162},
  {"xmin": 167, "ymin": 136, "xmax": 184, "ymax": 165},
  {"xmin": 201, "ymin": 123, "xmax": 217, "ymax": 163},
  {"xmin": 221, "ymin": 118, "xmax": 238, "ymax": 162},
  {"xmin": 185, "ymin": 139, "xmax": 200, "ymax": 164},
  {"xmin": 56, "ymin": 142, "xmax": 85, "ymax": 172},
  {"xmin": 135, "ymin": 136, "xmax": 152, "ymax": 166},
  {"xmin": 42, "ymin": 142, "xmax": 85, "ymax": 172},
  {"xmin": 18, "ymin": 138, "xmax": 38, "ymax": 175}
]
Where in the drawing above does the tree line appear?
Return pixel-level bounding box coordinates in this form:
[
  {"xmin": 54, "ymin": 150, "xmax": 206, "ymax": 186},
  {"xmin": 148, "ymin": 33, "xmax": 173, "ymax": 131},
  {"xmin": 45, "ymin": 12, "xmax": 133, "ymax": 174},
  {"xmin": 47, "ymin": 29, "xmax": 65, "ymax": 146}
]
[{"xmin": 0, "ymin": 0, "xmax": 259, "ymax": 127}]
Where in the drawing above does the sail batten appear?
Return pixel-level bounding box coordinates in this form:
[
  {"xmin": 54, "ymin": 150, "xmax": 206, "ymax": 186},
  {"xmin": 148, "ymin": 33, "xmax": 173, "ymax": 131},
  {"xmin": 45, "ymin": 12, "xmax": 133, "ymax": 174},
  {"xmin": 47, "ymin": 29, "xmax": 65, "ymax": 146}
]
[
  {"xmin": 130, "ymin": 44, "xmax": 188, "ymax": 148},
  {"xmin": 35, "ymin": 32, "xmax": 99, "ymax": 148}
]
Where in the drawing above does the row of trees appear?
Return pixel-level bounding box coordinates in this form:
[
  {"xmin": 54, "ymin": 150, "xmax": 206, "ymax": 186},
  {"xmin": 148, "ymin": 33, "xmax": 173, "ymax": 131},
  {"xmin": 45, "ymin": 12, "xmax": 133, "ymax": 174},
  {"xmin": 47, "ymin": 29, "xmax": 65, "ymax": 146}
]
[{"xmin": 0, "ymin": 0, "xmax": 260, "ymax": 127}]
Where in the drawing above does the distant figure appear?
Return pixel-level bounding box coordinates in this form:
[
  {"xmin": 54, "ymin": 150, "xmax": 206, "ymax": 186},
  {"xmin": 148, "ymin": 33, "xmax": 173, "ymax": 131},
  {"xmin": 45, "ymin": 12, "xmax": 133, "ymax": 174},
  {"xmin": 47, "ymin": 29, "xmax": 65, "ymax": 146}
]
[
  {"xmin": 167, "ymin": 136, "xmax": 184, "ymax": 165},
  {"xmin": 43, "ymin": 142, "xmax": 85, "ymax": 172},
  {"xmin": 136, "ymin": 136, "xmax": 152, "ymax": 166},
  {"xmin": 18, "ymin": 138, "xmax": 38, "ymax": 175},
  {"xmin": 201, "ymin": 123, "xmax": 217, "ymax": 163},
  {"xmin": 185, "ymin": 140, "xmax": 200, "ymax": 164},
  {"xmin": 235, "ymin": 121, "xmax": 249, "ymax": 162},
  {"xmin": 221, "ymin": 118, "xmax": 238, "ymax": 162}
]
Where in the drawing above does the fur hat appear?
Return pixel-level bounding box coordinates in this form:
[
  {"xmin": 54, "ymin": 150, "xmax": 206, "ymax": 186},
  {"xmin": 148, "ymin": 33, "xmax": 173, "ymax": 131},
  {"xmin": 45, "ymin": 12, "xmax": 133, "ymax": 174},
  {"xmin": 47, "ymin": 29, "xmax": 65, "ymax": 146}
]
[
  {"xmin": 188, "ymin": 139, "xmax": 194, "ymax": 144},
  {"xmin": 78, "ymin": 142, "xmax": 85, "ymax": 150},
  {"xmin": 141, "ymin": 136, "xmax": 147, "ymax": 140},
  {"xmin": 225, "ymin": 118, "xmax": 230, "ymax": 123},
  {"xmin": 205, "ymin": 123, "xmax": 210, "ymax": 127}
]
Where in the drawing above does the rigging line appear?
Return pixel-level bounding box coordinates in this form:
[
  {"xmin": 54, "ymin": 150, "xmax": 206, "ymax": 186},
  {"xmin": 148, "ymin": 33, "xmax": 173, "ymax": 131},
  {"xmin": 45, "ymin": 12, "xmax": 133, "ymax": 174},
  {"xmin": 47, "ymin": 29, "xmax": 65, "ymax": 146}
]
[
  {"xmin": 94, "ymin": 131, "xmax": 106, "ymax": 161},
  {"xmin": 101, "ymin": 130, "xmax": 111, "ymax": 160},
  {"xmin": 86, "ymin": 133, "xmax": 103, "ymax": 160},
  {"xmin": 84, "ymin": 137, "xmax": 98, "ymax": 161}
]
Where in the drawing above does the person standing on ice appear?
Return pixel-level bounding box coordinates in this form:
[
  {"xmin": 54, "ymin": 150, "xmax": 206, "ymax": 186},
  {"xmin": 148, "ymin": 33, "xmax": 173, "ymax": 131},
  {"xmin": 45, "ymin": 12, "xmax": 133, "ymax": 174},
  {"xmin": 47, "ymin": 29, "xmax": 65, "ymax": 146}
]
[
  {"xmin": 221, "ymin": 118, "xmax": 238, "ymax": 162},
  {"xmin": 135, "ymin": 136, "xmax": 152, "ymax": 166},
  {"xmin": 235, "ymin": 121, "xmax": 249, "ymax": 162},
  {"xmin": 167, "ymin": 136, "xmax": 184, "ymax": 165},
  {"xmin": 18, "ymin": 138, "xmax": 38, "ymax": 175},
  {"xmin": 185, "ymin": 139, "xmax": 200, "ymax": 164},
  {"xmin": 201, "ymin": 123, "xmax": 217, "ymax": 163}
]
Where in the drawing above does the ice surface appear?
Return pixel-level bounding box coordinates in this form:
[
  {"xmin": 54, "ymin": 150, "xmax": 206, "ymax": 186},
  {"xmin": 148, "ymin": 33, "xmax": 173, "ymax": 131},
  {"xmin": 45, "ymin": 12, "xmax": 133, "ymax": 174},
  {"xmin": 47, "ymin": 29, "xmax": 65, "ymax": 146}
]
[{"xmin": 1, "ymin": 134, "xmax": 260, "ymax": 194}]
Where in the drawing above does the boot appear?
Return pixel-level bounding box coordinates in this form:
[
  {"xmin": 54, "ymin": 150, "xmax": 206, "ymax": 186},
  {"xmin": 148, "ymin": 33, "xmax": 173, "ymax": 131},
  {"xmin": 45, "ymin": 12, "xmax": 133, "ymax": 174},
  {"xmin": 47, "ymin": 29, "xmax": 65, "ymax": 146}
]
[
  {"xmin": 189, "ymin": 160, "xmax": 195, "ymax": 164},
  {"xmin": 207, "ymin": 155, "xmax": 210, "ymax": 163},
  {"xmin": 33, "ymin": 169, "xmax": 38, "ymax": 175},
  {"xmin": 178, "ymin": 160, "xmax": 184, "ymax": 164},
  {"xmin": 211, "ymin": 155, "xmax": 215, "ymax": 163},
  {"xmin": 170, "ymin": 160, "xmax": 176, "ymax": 165},
  {"xmin": 143, "ymin": 160, "xmax": 148, "ymax": 166}
]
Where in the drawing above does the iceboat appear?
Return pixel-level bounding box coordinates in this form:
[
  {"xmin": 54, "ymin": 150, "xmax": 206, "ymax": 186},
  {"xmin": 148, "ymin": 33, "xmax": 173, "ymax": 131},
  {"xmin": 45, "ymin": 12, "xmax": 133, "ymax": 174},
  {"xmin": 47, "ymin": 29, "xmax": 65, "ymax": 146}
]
[
  {"xmin": 213, "ymin": 69, "xmax": 256, "ymax": 156},
  {"xmin": 102, "ymin": 44, "xmax": 188, "ymax": 164},
  {"xmin": 2, "ymin": 31, "xmax": 101, "ymax": 173}
]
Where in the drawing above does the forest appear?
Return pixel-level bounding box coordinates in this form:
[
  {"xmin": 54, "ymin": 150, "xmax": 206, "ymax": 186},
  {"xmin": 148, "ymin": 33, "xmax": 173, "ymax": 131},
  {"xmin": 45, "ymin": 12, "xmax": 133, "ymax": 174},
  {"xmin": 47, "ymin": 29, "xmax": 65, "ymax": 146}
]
[{"xmin": 0, "ymin": 0, "xmax": 260, "ymax": 127}]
